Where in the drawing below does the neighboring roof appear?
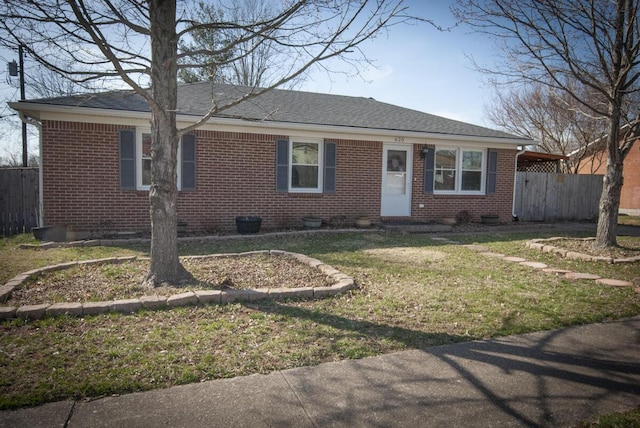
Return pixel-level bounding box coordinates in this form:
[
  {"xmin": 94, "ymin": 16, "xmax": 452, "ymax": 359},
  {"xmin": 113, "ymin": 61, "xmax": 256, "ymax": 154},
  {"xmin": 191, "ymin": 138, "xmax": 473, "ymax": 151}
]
[
  {"xmin": 12, "ymin": 82, "xmax": 529, "ymax": 141},
  {"xmin": 567, "ymin": 120, "xmax": 640, "ymax": 159},
  {"xmin": 518, "ymin": 151, "xmax": 569, "ymax": 164}
]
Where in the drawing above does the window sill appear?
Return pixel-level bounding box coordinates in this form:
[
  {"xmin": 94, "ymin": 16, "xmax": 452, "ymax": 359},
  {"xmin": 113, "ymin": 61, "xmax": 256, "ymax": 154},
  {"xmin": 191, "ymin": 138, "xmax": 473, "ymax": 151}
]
[
  {"xmin": 285, "ymin": 192, "xmax": 324, "ymax": 198},
  {"xmin": 429, "ymin": 193, "xmax": 487, "ymax": 198}
]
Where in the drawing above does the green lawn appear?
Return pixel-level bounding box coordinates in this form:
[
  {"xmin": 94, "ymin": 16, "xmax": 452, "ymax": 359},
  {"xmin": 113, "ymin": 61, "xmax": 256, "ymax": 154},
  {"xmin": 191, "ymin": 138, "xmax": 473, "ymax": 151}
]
[
  {"xmin": 618, "ymin": 214, "xmax": 640, "ymax": 226},
  {"xmin": 0, "ymin": 229, "xmax": 639, "ymax": 410}
]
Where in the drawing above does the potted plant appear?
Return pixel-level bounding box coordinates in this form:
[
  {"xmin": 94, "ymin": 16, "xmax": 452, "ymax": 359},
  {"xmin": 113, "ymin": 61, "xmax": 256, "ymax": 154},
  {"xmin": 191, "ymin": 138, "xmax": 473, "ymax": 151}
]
[
  {"xmin": 355, "ymin": 214, "xmax": 371, "ymax": 228},
  {"xmin": 440, "ymin": 216, "xmax": 457, "ymax": 225},
  {"xmin": 302, "ymin": 216, "xmax": 323, "ymax": 229},
  {"xmin": 177, "ymin": 220, "xmax": 188, "ymax": 235},
  {"xmin": 480, "ymin": 214, "xmax": 500, "ymax": 224},
  {"xmin": 235, "ymin": 216, "xmax": 262, "ymax": 234},
  {"xmin": 32, "ymin": 225, "xmax": 67, "ymax": 241}
]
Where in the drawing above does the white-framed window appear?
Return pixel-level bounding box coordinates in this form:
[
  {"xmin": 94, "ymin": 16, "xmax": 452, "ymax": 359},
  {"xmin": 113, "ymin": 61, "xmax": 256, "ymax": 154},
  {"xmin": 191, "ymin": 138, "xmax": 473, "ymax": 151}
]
[
  {"xmin": 135, "ymin": 128, "xmax": 184, "ymax": 191},
  {"xmin": 289, "ymin": 138, "xmax": 323, "ymax": 193},
  {"xmin": 434, "ymin": 147, "xmax": 485, "ymax": 194}
]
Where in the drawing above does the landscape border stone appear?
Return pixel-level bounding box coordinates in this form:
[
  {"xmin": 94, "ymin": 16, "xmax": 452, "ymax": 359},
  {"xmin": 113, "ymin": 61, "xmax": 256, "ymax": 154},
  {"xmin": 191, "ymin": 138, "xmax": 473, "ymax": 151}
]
[
  {"xmin": 563, "ymin": 272, "xmax": 602, "ymax": 281},
  {"xmin": 503, "ymin": 256, "xmax": 527, "ymax": 262},
  {"xmin": 140, "ymin": 295, "xmax": 168, "ymax": 309},
  {"xmin": 0, "ymin": 250, "xmax": 355, "ymax": 320},
  {"xmin": 462, "ymin": 241, "xmax": 633, "ymax": 289},
  {"xmin": 526, "ymin": 237, "xmax": 640, "ymax": 263},
  {"xmin": 166, "ymin": 291, "xmax": 198, "ymax": 307},
  {"xmin": 46, "ymin": 302, "xmax": 83, "ymax": 317},
  {"xmin": 82, "ymin": 301, "xmax": 112, "ymax": 316},
  {"xmin": 596, "ymin": 278, "xmax": 633, "ymax": 287}
]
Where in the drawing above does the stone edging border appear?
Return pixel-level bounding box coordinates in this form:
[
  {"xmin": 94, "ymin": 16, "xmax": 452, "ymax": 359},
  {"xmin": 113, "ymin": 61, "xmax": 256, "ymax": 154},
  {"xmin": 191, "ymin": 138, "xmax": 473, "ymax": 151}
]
[
  {"xmin": 0, "ymin": 250, "xmax": 355, "ymax": 321},
  {"xmin": 431, "ymin": 236, "xmax": 637, "ymax": 292},
  {"xmin": 526, "ymin": 237, "xmax": 640, "ymax": 263},
  {"xmin": 17, "ymin": 228, "xmax": 381, "ymax": 251}
]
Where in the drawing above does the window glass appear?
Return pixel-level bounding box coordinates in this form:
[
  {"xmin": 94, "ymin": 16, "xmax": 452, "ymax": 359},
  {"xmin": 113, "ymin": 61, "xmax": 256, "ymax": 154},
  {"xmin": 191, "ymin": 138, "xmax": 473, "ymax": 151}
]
[
  {"xmin": 291, "ymin": 141, "xmax": 320, "ymax": 189},
  {"xmin": 462, "ymin": 150, "xmax": 482, "ymax": 170},
  {"xmin": 434, "ymin": 148, "xmax": 485, "ymax": 193},
  {"xmin": 461, "ymin": 150, "xmax": 483, "ymax": 191},
  {"xmin": 387, "ymin": 150, "xmax": 406, "ymax": 172},
  {"xmin": 435, "ymin": 149, "xmax": 456, "ymax": 191},
  {"xmin": 136, "ymin": 130, "xmax": 186, "ymax": 190},
  {"xmin": 385, "ymin": 150, "xmax": 407, "ymax": 195},
  {"xmin": 142, "ymin": 133, "xmax": 152, "ymax": 186}
]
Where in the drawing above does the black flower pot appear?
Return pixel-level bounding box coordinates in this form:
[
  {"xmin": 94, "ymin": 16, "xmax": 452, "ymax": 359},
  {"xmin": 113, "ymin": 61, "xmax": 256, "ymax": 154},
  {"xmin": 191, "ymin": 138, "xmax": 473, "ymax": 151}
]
[
  {"xmin": 235, "ymin": 216, "xmax": 262, "ymax": 234},
  {"xmin": 32, "ymin": 225, "xmax": 66, "ymax": 242},
  {"xmin": 480, "ymin": 214, "xmax": 500, "ymax": 225}
]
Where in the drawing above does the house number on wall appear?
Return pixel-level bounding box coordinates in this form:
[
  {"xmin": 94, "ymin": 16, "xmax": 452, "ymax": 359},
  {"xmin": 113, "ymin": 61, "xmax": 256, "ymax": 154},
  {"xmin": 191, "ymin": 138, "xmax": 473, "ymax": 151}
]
[{"xmin": 394, "ymin": 137, "xmax": 405, "ymax": 143}]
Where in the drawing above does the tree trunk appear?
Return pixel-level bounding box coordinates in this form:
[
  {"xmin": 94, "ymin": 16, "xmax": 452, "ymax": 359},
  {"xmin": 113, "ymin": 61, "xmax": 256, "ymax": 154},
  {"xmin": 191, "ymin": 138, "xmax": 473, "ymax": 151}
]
[
  {"xmin": 595, "ymin": 158, "xmax": 623, "ymax": 248},
  {"xmin": 594, "ymin": 109, "xmax": 624, "ymax": 249},
  {"xmin": 145, "ymin": 0, "xmax": 192, "ymax": 286}
]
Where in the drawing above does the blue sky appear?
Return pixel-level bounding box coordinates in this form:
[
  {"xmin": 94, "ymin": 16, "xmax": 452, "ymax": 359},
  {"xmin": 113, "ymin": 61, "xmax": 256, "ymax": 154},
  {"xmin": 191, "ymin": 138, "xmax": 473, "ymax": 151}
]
[
  {"xmin": 0, "ymin": 1, "xmax": 498, "ymax": 161},
  {"xmin": 299, "ymin": 1, "xmax": 497, "ymax": 126}
]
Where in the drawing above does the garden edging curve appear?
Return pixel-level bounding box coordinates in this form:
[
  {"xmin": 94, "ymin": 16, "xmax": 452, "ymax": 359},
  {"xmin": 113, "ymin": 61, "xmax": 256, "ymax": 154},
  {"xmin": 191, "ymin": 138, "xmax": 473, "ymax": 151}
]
[
  {"xmin": 526, "ymin": 237, "xmax": 640, "ymax": 263},
  {"xmin": 0, "ymin": 250, "xmax": 355, "ymax": 320}
]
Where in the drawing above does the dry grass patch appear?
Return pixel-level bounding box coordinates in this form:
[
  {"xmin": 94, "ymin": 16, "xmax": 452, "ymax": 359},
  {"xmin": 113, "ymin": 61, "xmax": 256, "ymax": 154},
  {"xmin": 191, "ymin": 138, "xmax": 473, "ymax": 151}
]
[{"xmin": 363, "ymin": 247, "xmax": 448, "ymax": 264}]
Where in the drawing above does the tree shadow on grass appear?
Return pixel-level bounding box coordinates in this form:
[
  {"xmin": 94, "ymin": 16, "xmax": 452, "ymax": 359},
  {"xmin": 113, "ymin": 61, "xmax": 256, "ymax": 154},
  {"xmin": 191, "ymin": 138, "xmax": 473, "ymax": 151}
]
[{"xmin": 243, "ymin": 299, "xmax": 469, "ymax": 350}]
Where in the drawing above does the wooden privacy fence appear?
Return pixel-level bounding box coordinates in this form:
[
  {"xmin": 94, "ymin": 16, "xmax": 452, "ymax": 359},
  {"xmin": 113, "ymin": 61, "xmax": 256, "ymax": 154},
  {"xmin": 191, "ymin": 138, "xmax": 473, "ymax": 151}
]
[
  {"xmin": 0, "ymin": 167, "xmax": 39, "ymax": 237},
  {"xmin": 514, "ymin": 172, "xmax": 603, "ymax": 222}
]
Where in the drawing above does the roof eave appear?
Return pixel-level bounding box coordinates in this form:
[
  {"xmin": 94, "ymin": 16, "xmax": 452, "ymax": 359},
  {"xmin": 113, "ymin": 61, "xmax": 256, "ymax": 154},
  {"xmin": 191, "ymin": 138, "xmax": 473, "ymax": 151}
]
[
  {"xmin": 10, "ymin": 102, "xmax": 530, "ymax": 147},
  {"xmin": 212, "ymin": 115, "xmax": 530, "ymax": 146}
]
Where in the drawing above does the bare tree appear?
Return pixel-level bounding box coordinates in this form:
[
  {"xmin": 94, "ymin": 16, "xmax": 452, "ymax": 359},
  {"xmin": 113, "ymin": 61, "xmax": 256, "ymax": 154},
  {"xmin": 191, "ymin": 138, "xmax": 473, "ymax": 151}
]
[
  {"xmin": 28, "ymin": 63, "xmax": 97, "ymax": 98},
  {"xmin": 178, "ymin": 0, "xmax": 310, "ymax": 88},
  {"xmin": 456, "ymin": 0, "xmax": 640, "ymax": 248},
  {"xmin": 1, "ymin": 0, "xmax": 415, "ymax": 285},
  {"xmin": 177, "ymin": 1, "xmax": 232, "ymax": 83},
  {"xmin": 223, "ymin": 0, "xmax": 306, "ymax": 88},
  {"xmin": 0, "ymin": 149, "xmax": 39, "ymax": 167},
  {"xmin": 486, "ymin": 80, "xmax": 609, "ymax": 172}
]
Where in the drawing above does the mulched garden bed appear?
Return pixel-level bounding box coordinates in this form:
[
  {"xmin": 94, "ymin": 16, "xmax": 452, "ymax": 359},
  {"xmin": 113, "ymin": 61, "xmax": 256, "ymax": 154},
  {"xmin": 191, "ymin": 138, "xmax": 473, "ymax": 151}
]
[{"xmin": 8, "ymin": 253, "xmax": 334, "ymax": 305}]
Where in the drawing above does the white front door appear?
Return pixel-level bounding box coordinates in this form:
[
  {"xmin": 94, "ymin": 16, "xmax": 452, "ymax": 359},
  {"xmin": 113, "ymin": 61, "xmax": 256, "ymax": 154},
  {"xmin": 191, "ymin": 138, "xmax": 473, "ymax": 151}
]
[{"xmin": 381, "ymin": 144, "xmax": 412, "ymax": 217}]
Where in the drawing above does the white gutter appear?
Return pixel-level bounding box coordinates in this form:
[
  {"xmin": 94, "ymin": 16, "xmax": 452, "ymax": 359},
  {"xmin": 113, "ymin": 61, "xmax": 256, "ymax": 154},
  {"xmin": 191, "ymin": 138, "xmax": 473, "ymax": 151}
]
[
  {"xmin": 512, "ymin": 147, "xmax": 527, "ymax": 220},
  {"xmin": 18, "ymin": 111, "xmax": 43, "ymax": 227}
]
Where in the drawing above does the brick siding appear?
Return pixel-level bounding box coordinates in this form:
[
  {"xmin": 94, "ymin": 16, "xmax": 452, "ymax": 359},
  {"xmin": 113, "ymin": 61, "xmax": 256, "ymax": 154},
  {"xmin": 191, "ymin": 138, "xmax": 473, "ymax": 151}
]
[
  {"xmin": 41, "ymin": 120, "xmax": 517, "ymax": 234},
  {"xmin": 577, "ymin": 141, "xmax": 640, "ymax": 212}
]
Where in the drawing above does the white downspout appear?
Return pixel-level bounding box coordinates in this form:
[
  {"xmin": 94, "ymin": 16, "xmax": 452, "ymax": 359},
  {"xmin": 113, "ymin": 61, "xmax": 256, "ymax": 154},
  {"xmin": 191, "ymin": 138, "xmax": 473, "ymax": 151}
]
[
  {"xmin": 512, "ymin": 147, "xmax": 526, "ymax": 221},
  {"xmin": 18, "ymin": 111, "xmax": 43, "ymax": 227}
]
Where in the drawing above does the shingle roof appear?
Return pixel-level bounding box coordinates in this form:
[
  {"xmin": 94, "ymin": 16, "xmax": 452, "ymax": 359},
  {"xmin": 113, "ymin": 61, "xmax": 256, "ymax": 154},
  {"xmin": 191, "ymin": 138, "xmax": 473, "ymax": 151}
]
[{"xmin": 18, "ymin": 82, "xmax": 526, "ymax": 141}]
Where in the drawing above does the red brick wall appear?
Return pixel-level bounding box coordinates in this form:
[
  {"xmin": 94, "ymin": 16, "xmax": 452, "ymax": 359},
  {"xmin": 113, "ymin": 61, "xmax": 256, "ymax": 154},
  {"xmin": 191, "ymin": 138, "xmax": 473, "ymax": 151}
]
[
  {"xmin": 41, "ymin": 121, "xmax": 149, "ymax": 235},
  {"xmin": 177, "ymin": 132, "xmax": 383, "ymax": 231},
  {"xmin": 577, "ymin": 142, "xmax": 640, "ymax": 212},
  {"xmin": 41, "ymin": 120, "xmax": 517, "ymax": 234}
]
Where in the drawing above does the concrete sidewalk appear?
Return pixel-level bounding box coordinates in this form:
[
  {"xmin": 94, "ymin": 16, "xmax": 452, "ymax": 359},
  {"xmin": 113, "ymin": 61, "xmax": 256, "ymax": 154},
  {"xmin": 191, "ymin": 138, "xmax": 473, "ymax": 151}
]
[{"xmin": 2, "ymin": 317, "xmax": 639, "ymax": 427}]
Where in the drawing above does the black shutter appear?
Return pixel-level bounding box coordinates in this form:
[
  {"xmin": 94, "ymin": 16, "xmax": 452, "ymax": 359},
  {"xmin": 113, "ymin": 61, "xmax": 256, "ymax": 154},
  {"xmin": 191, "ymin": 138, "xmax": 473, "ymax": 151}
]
[
  {"xmin": 181, "ymin": 134, "xmax": 196, "ymax": 191},
  {"xmin": 276, "ymin": 139, "xmax": 289, "ymax": 193},
  {"xmin": 487, "ymin": 149, "xmax": 498, "ymax": 194},
  {"xmin": 423, "ymin": 146, "xmax": 435, "ymax": 194},
  {"xmin": 324, "ymin": 141, "xmax": 336, "ymax": 193},
  {"xmin": 119, "ymin": 129, "xmax": 135, "ymax": 190}
]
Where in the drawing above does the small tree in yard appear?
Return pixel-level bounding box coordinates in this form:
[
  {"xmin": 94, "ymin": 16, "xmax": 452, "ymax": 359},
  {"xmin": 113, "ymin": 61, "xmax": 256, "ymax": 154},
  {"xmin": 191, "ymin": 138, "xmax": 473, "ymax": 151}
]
[
  {"xmin": 0, "ymin": 0, "xmax": 416, "ymax": 286},
  {"xmin": 456, "ymin": 0, "xmax": 640, "ymax": 248}
]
